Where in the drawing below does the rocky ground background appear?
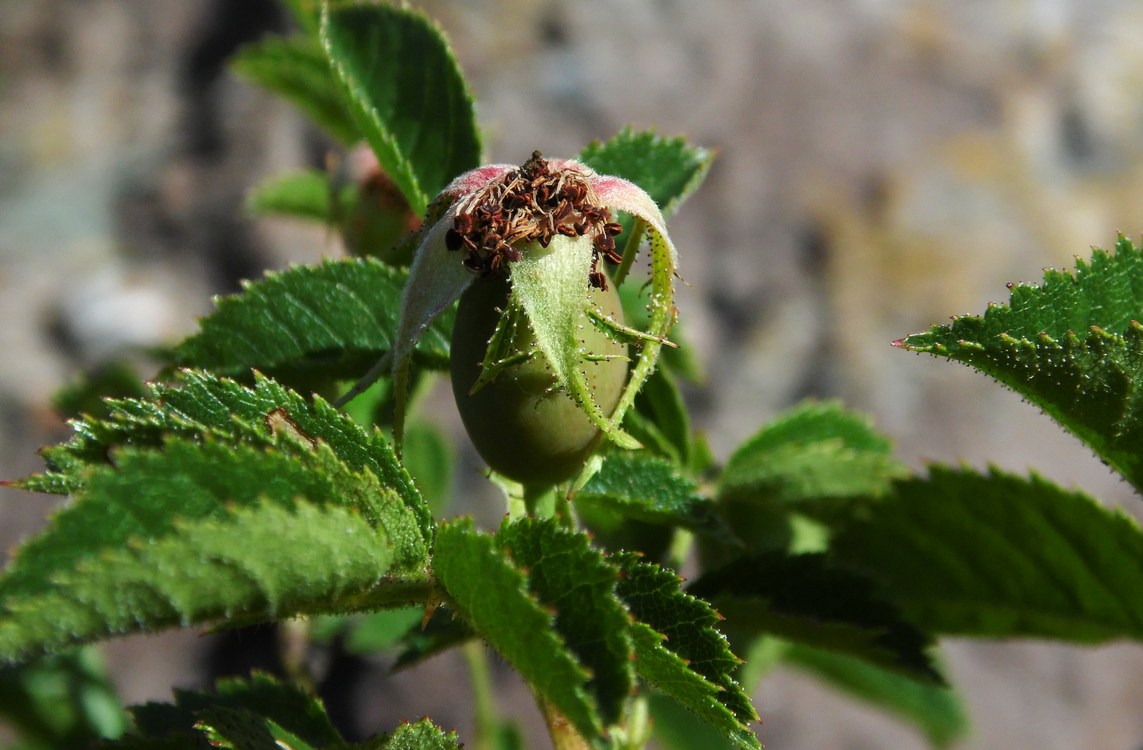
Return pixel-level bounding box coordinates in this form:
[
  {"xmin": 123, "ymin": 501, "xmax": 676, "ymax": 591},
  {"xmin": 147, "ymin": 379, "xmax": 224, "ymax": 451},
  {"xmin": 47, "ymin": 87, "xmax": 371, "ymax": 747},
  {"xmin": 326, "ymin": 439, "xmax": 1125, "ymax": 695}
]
[{"xmin": 4, "ymin": 1, "xmax": 1143, "ymax": 747}]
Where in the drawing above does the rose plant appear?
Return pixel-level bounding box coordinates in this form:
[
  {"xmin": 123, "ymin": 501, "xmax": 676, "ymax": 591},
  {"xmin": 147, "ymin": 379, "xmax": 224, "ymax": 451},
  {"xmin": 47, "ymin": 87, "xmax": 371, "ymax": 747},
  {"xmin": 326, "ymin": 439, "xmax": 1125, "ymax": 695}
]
[{"xmin": 3, "ymin": 4, "xmax": 1143, "ymax": 750}]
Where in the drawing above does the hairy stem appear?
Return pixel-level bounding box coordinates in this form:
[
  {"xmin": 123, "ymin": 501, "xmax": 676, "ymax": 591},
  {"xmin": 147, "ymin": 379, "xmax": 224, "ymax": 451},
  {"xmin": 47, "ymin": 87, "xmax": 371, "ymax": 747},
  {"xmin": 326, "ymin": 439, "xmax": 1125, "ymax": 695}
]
[{"xmin": 538, "ymin": 696, "xmax": 592, "ymax": 750}]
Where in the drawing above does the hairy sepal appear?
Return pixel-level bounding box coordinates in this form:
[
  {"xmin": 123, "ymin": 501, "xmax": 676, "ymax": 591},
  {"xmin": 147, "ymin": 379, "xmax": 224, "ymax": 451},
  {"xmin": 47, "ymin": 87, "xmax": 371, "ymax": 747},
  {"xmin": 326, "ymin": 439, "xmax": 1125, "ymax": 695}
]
[{"xmin": 510, "ymin": 235, "xmax": 638, "ymax": 450}]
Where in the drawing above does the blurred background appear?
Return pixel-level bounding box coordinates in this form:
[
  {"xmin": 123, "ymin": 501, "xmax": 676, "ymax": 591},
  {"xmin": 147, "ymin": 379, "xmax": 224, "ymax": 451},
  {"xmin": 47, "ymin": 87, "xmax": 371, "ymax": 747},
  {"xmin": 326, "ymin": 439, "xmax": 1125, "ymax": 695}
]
[{"xmin": 4, "ymin": 0, "xmax": 1143, "ymax": 747}]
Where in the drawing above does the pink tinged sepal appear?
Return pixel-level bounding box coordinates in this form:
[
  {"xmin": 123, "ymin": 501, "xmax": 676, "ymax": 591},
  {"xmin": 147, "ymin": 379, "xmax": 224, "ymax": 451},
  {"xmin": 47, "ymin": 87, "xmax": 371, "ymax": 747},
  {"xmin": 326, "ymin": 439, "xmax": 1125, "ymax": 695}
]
[{"xmin": 590, "ymin": 173, "xmax": 679, "ymax": 269}]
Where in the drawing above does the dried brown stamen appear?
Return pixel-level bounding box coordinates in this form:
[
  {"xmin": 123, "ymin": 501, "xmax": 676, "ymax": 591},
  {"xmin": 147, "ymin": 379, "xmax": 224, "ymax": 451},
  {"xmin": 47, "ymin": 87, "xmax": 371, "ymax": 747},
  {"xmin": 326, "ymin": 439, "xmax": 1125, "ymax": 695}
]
[{"xmin": 447, "ymin": 151, "xmax": 624, "ymax": 289}]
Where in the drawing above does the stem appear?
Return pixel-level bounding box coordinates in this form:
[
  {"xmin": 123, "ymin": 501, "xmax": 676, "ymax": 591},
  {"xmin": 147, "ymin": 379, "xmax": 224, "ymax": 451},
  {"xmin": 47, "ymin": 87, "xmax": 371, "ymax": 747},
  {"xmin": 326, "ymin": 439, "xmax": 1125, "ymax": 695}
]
[
  {"xmin": 538, "ymin": 696, "xmax": 592, "ymax": 750},
  {"xmin": 666, "ymin": 528, "xmax": 694, "ymax": 572},
  {"xmin": 279, "ymin": 618, "xmax": 315, "ymax": 691},
  {"xmin": 336, "ymin": 574, "xmax": 439, "ymax": 613},
  {"xmin": 523, "ymin": 483, "xmax": 557, "ymax": 518},
  {"xmin": 463, "ymin": 641, "xmax": 500, "ymax": 750}
]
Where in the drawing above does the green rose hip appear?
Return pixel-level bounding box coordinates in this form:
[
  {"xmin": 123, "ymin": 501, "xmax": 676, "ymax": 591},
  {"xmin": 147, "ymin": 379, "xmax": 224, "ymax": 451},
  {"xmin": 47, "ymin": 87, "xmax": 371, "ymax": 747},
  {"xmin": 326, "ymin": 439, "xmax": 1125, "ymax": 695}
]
[
  {"xmin": 377, "ymin": 151, "xmax": 682, "ymax": 488},
  {"xmin": 451, "ymin": 271, "xmax": 628, "ymax": 484}
]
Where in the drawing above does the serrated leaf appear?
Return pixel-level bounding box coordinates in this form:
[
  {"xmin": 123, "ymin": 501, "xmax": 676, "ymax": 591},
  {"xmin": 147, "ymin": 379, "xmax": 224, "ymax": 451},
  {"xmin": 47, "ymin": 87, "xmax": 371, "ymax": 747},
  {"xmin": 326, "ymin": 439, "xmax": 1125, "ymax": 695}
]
[
  {"xmin": 245, "ymin": 169, "xmax": 343, "ymax": 224},
  {"xmin": 195, "ymin": 707, "xmax": 317, "ymax": 750},
  {"xmin": 432, "ymin": 519, "xmax": 602, "ymax": 740},
  {"xmin": 231, "ymin": 35, "xmax": 359, "ymax": 145},
  {"xmin": 185, "ymin": 674, "xmax": 340, "ymax": 748},
  {"xmin": 897, "ymin": 236, "xmax": 1143, "ymax": 493},
  {"xmin": 1, "ymin": 440, "xmax": 397, "ymax": 602},
  {"xmin": 376, "ymin": 718, "xmax": 461, "ymax": 750},
  {"xmin": 321, "ymin": 3, "xmax": 481, "ymax": 215},
  {"xmin": 576, "ymin": 452, "xmax": 724, "ymax": 535},
  {"xmin": 172, "ymin": 259, "xmax": 453, "ymax": 379},
  {"xmin": 578, "ymin": 128, "xmax": 712, "ymax": 225},
  {"xmin": 831, "ymin": 466, "xmax": 1143, "ymax": 641},
  {"xmin": 690, "ymin": 552, "xmax": 941, "ymax": 683},
  {"xmin": 21, "ymin": 373, "xmax": 432, "ymax": 554},
  {"xmin": 109, "ymin": 677, "xmax": 460, "ymax": 749},
  {"xmin": 646, "ymin": 692, "xmax": 740, "ymax": 750},
  {"xmin": 496, "ymin": 519, "xmax": 633, "ymax": 726},
  {"xmin": 0, "ymin": 490, "xmax": 398, "ymax": 660},
  {"xmin": 112, "ymin": 674, "xmax": 396, "ymax": 750},
  {"xmin": 720, "ymin": 400, "xmax": 906, "ymax": 505},
  {"xmin": 784, "ymin": 645, "xmax": 968, "ymax": 749},
  {"xmin": 611, "ymin": 553, "xmax": 758, "ymax": 745}
]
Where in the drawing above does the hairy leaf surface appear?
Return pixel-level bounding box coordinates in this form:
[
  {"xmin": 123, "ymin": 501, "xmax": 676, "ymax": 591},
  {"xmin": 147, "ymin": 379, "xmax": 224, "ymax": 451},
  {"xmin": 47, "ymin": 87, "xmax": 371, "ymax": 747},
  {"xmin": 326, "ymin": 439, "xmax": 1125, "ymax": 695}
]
[
  {"xmin": 576, "ymin": 452, "xmax": 724, "ymax": 534},
  {"xmin": 107, "ymin": 674, "xmax": 459, "ymax": 749},
  {"xmin": 23, "ymin": 373, "xmax": 431, "ymax": 548},
  {"xmin": 897, "ymin": 236, "xmax": 1143, "ymax": 492},
  {"xmin": 832, "ymin": 466, "xmax": 1143, "ymax": 641},
  {"xmin": 720, "ymin": 400, "xmax": 906, "ymax": 507},
  {"xmin": 173, "ymin": 259, "xmax": 453, "ymax": 378},
  {"xmin": 496, "ymin": 519, "xmax": 633, "ymax": 726},
  {"xmin": 1, "ymin": 440, "xmax": 414, "ymax": 603},
  {"xmin": 322, "ymin": 4, "xmax": 481, "ymax": 215},
  {"xmin": 432, "ymin": 520, "xmax": 601, "ymax": 740},
  {"xmin": 613, "ymin": 553, "xmax": 759, "ymax": 747},
  {"xmin": 0, "ymin": 496, "xmax": 395, "ymax": 660}
]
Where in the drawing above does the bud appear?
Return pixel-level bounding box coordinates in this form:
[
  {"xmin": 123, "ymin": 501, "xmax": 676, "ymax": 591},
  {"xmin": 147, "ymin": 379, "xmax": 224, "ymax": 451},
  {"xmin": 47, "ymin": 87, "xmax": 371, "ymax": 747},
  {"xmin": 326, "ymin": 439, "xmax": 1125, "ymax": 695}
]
[{"xmin": 391, "ymin": 152, "xmax": 680, "ymax": 485}]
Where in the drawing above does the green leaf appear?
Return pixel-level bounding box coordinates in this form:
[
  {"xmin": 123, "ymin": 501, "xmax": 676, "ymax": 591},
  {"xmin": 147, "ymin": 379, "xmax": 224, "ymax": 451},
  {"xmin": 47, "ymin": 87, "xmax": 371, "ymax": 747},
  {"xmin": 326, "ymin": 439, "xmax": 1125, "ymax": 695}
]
[
  {"xmin": 109, "ymin": 674, "xmax": 460, "ymax": 750},
  {"xmin": 578, "ymin": 128, "xmax": 712, "ymax": 224},
  {"xmin": 690, "ymin": 552, "xmax": 941, "ymax": 683},
  {"xmin": 576, "ymin": 452, "xmax": 724, "ymax": 535},
  {"xmin": 831, "ymin": 466, "xmax": 1143, "ymax": 641},
  {"xmin": 245, "ymin": 169, "xmax": 344, "ymax": 224},
  {"xmin": 321, "ymin": 3, "xmax": 481, "ymax": 215},
  {"xmin": 172, "ymin": 259, "xmax": 454, "ymax": 379},
  {"xmin": 720, "ymin": 400, "xmax": 906, "ymax": 506},
  {"xmin": 108, "ymin": 676, "xmax": 461, "ymax": 748},
  {"xmin": 401, "ymin": 421, "xmax": 453, "ymax": 516},
  {"xmin": 22, "ymin": 373, "xmax": 432, "ymax": 550},
  {"xmin": 231, "ymin": 35, "xmax": 359, "ymax": 145},
  {"xmin": 897, "ymin": 236, "xmax": 1143, "ymax": 493},
  {"xmin": 343, "ymin": 606, "xmax": 424, "ymax": 655},
  {"xmin": 612, "ymin": 553, "xmax": 758, "ymax": 747},
  {"xmin": 0, "ymin": 647, "xmax": 128, "ymax": 747},
  {"xmin": 0, "ymin": 450, "xmax": 402, "ymax": 659},
  {"xmin": 182, "ymin": 674, "xmax": 340, "ymax": 748},
  {"xmin": 784, "ymin": 645, "xmax": 969, "ymax": 749},
  {"xmin": 2, "ymin": 439, "xmax": 417, "ymax": 602},
  {"xmin": 0, "ymin": 500, "xmax": 390, "ymax": 660},
  {"xmin": 195, "ymin": 708, "xmax": 318, "ymax": 750},
  {"xmin": 376, "ymin": 718, "xmax": 461, "ymax": 750},
  {"xmin": 432, "ymin": 519, "xmax": 602, "ymax": 740},
  {"xmin": 496, "ymin": 519, "xmax": 634, "ymax": 726},
  {"xmin": 647, "ymin": 692, "xmax": 739, "ymax": 750}
]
